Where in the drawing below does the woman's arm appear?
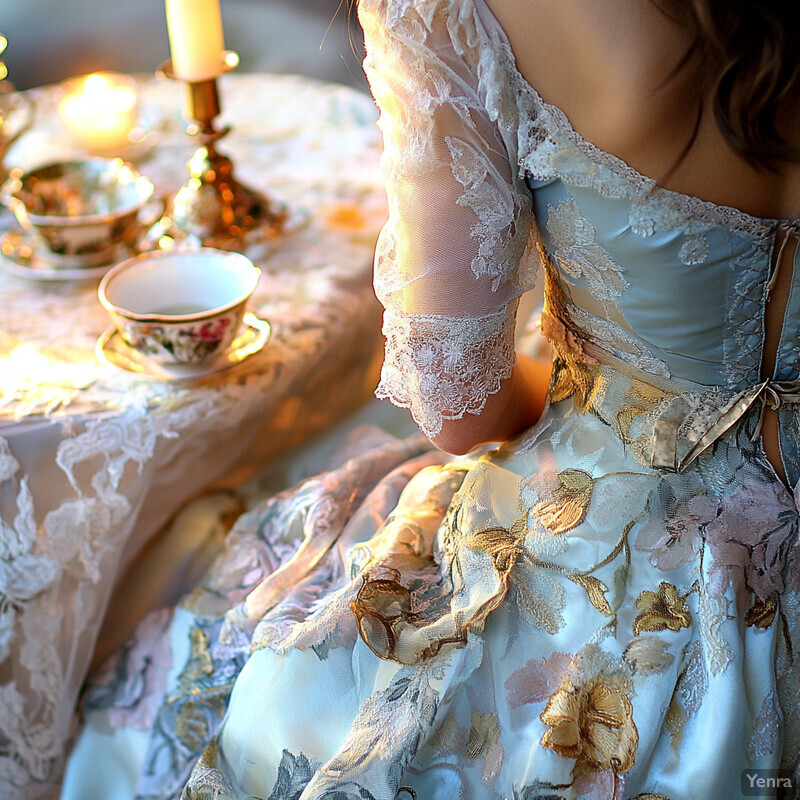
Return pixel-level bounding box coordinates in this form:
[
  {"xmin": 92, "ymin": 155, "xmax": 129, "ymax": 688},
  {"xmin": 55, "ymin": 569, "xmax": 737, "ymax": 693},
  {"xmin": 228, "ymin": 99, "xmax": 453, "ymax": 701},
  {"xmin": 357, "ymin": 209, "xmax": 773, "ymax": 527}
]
[
  {"xmin": 359, "ymin": 0, "xmax": 539, "ymax": 445},
  {"xmin": 431, "ymin": 353, "xmax": 551, "ymax": 454}
]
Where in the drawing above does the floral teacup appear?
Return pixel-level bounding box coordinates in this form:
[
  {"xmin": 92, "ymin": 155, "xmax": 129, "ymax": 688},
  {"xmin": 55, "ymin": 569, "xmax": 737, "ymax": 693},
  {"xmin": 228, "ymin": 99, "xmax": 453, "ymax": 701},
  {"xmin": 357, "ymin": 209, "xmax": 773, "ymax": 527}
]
[
  {"xmin": 98, "ymin": 247, "xmax": 261, "ymax": 364},
  {"xmin": 1, "ymin": 158, "xmax": 158, "ymax": 267}
]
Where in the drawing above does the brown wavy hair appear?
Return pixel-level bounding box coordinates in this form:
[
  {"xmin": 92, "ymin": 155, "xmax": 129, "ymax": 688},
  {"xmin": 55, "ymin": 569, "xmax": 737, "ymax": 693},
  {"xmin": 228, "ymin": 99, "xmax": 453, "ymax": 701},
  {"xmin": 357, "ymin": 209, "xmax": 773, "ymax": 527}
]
[{"xmin": 655, "ymin": 0, "xmax": 800, "ymax": 169}]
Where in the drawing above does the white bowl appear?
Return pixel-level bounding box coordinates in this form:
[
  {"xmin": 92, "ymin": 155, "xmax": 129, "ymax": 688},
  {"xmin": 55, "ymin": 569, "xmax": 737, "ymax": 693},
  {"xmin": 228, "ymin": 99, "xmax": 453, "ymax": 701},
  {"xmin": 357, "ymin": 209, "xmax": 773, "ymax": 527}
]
[{"xmin": 98, "ymin": 247, "xmax": 261, "ymax": 364}]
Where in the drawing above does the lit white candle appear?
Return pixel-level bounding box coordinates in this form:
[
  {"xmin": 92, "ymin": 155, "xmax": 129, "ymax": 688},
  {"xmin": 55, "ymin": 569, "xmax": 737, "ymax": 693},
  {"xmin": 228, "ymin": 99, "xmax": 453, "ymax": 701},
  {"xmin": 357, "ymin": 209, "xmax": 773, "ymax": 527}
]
[
  {"xmin": 58, "ymin": 73, "xmax": 138, "ymax": 154},
  {"xmin": 165, "ymin": 0, "xmax": 226, "ymax": 82}
]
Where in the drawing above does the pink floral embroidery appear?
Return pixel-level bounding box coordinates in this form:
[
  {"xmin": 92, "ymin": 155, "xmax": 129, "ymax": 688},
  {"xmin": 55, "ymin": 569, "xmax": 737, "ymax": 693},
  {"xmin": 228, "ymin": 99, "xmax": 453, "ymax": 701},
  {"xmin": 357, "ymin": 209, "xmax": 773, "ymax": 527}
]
[
  {"xmin": 634, "ymin": 494, "xmax": 718, "ymax": 571},
  {"xmin": 574, "ymin": 767, "xmax": 625, "ymax": 800},
  {"xmin": 504, "ymin": 651, "xmax": 573, "ymax": 709},
  {"xmin": 706, "ymin": 480, "xmax": 798, "ymax": 611}
]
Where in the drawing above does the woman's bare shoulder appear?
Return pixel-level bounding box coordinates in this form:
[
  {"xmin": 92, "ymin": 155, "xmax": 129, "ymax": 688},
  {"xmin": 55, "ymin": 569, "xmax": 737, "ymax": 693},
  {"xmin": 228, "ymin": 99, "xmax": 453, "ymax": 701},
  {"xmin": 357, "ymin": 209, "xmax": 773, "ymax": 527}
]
[{"xmin": 482, "ymin": 0, "xmax": 800, "ymax": 219}]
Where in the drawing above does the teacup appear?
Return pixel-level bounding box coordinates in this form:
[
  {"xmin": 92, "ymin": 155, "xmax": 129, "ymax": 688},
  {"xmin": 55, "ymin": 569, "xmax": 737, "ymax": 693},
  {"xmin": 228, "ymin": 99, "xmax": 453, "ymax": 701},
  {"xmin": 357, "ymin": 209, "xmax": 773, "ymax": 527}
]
[
  {"xmin": 0, "ymin": 158, "xmax": 158, "ymax": 268},
  {"xmin": 98, "ymin": 247, "xmax": 261, "ymax": 365}
]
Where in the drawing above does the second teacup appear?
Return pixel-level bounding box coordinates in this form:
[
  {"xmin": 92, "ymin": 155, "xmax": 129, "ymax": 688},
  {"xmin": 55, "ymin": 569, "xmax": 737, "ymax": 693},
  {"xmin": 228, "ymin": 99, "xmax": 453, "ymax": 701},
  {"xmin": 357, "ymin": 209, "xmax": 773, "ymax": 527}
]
[
  {"xmin": 1, "ymin": 158, "xmax": 157, "ymax": 268},
  {"xmin": 98, "ymin": 247, "xmax": 261, "ymax": 365}
]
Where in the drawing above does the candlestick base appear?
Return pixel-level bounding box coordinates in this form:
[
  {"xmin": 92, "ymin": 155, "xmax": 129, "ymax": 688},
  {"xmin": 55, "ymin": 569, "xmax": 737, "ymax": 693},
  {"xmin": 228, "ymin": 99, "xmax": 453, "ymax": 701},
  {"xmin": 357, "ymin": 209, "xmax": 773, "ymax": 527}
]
[
  {"xmin": 149, "ymin": 142, "xmax": 287, "ymax": 250},
  {"xmin": 149, "ymin": 55, "xmax": 288, "ymax": 250}
]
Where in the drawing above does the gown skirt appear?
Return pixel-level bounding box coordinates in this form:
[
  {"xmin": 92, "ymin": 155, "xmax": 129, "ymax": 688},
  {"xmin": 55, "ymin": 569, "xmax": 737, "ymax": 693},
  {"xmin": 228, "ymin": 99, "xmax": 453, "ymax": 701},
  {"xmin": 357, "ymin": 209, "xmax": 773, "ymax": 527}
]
[{"xmin": 63, "ymin": 378, "xmax": 800, "ymax": 800}]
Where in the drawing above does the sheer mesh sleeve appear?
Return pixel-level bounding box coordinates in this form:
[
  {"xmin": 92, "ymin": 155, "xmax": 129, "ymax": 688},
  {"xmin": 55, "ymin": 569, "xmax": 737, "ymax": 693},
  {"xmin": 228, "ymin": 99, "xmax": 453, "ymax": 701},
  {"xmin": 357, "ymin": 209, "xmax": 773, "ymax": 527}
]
[{"xmin": 359, "ymin": 0, "xmax": 537, "ymax": 438}]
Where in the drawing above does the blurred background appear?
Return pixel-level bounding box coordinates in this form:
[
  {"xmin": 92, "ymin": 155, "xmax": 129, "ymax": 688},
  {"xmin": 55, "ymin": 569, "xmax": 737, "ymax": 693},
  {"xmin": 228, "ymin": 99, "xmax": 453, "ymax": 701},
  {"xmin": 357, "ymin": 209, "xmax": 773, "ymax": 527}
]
[{"xmin": 0, "ymin": 0, "xmax": 367, "ymax": 91}]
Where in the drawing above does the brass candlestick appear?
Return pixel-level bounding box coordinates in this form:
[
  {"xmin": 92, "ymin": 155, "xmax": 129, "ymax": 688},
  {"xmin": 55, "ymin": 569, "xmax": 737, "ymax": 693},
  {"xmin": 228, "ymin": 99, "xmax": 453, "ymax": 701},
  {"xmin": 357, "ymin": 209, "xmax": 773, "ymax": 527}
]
[{"xmin": 150, "ymin": 52, "xmax": 287, "ymax": 250}]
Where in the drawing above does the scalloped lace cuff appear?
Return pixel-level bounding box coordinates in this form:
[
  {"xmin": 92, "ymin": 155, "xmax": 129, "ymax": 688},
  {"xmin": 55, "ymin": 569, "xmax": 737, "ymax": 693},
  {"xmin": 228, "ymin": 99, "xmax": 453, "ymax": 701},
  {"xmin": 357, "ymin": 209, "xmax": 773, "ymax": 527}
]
[{"xmin": 375, "ymin": 306, "xmax": 518, "ymax": 438}]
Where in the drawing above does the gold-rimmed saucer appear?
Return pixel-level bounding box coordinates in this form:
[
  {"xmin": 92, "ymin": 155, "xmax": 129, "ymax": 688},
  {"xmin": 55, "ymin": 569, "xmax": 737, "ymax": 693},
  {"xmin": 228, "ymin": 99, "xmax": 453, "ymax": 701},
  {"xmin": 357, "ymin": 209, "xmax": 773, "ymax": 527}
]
[
  {"xmin": 0, "ymin": 228, "xmax": 134, "ymax": 282},
  {"xmin": 95, "ymin": 311, "xmax": 271, "ymax": 381}
]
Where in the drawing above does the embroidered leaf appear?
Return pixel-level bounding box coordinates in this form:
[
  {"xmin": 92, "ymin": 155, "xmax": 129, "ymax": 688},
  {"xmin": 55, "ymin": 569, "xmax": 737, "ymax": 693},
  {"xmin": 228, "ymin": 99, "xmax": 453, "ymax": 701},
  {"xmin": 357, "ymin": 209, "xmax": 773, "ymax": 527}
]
[
  {"xmin": 267, "ymin": 749, "xmax": 316, "ymax": 800},
  {"xmin": 514, "ymin": 570, "xmax": 566, "ymax": 634},
  {"xmin": 633, "ymin": 583, "xmax": 691, "ymax": 635},
  {"xmin": 0, "ymin": 438, "xmax": 20, "ymax": 482},
  {"xmin": 574, "ymin": 768, "xmax": 623, "ymax": 800},
  {"xmin": 482, "ymin": 740, "xmax": 504, "ymax": 784},
  {"xmin": 386, "ymin": 673, "xmax": 414, "ymax": 702},
  {"xmin": 505, "ymin": 651, "xmax": 573, "ymax": 708},
  {"xmin": 571, "ymin": 574, "xmax": 614, "ymax": 616},
  {"xmin": 174, "ymin": 700, "xmax": 209, "ymax": 752},
  {"xmin": 623, "ymin": 636, "xmax": 675, "ymax": 676},
  {"xmin": 465, "ymin": 526, "xmax": 524, "ymax": 573},
  {"xmin": 745, "ymin": 593, "xmax": 777, "ymax": 629},
  {"xmin": 0, "ymin": 606, "xmax": 14, "ymax": 664},
  {"xmin": 2, "ymin": 552, "xmax": 59, "ymax": 601}
]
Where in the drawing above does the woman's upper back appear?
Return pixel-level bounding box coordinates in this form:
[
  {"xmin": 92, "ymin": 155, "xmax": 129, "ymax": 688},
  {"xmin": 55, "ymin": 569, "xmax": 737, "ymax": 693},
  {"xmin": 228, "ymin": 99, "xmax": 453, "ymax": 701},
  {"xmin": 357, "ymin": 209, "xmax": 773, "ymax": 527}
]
[{"xmin": 484, "ymin": 0, "xmax": 800, "ymax": 221}]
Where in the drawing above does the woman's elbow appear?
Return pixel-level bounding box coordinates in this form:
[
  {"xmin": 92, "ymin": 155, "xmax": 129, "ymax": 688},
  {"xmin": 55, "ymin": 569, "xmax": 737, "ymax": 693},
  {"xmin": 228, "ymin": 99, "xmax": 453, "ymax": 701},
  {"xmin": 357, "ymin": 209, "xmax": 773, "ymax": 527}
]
[{"xmin": 429, "ymin": 422, "xmax": 487, "ymax": 455}]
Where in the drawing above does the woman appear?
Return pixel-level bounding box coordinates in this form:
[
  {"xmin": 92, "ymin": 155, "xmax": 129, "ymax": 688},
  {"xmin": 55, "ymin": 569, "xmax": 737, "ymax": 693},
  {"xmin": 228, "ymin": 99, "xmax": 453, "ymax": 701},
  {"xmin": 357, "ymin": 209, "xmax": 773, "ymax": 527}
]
[{"xmin": 64, "ymin": 1, "xmax": 800, "ymax": 798}]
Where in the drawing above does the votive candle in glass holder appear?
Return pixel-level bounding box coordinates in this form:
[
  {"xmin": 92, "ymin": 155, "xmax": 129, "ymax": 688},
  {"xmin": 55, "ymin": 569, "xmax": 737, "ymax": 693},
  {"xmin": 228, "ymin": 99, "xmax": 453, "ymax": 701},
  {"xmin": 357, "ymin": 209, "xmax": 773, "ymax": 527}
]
[{"xmin": 58, "ymin": 72, "xmax": 138, "ymax": 155}]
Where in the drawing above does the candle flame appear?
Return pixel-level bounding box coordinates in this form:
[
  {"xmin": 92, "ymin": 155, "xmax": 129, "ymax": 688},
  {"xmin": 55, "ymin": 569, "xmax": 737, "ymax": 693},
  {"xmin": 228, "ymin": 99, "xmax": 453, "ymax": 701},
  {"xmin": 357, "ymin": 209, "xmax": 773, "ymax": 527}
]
[{"xmin": 84, "ymin": 73, "xmax": 109, "ymax": 96}]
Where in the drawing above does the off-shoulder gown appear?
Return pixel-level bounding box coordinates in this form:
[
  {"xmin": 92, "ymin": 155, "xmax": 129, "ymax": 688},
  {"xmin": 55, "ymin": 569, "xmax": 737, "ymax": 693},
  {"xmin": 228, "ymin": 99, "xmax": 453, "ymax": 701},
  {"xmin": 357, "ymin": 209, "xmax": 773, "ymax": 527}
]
[{"xmin": 61, "ymin": 1, "xmax": 800, "ymax": 798}]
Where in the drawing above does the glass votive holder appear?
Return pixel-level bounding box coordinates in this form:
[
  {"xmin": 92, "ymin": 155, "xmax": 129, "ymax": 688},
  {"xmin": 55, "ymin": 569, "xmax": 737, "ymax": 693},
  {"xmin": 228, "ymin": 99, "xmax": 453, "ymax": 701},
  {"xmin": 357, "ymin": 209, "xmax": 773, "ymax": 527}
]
[{"xmin": 58, "ymin": 72, "xmax": 138, "ymax": 156}]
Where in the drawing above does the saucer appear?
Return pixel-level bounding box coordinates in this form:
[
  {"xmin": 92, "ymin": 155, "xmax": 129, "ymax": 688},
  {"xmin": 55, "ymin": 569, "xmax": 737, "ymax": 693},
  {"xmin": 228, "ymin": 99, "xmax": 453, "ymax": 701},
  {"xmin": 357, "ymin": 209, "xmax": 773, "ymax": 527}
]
[
  {"xmin": 95, "ymin": 311, "xmax": 272, "ymax": 381},
  {"xmin": 0, "ymin": 228, "xmax": 134, "ymax": 282}
]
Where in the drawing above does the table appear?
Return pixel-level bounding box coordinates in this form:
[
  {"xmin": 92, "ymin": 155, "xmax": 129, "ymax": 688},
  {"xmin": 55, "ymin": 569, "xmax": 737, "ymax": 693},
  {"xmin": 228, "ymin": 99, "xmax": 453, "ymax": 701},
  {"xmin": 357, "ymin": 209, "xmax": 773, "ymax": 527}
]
[{"xmin": 0, "ymin": 73, "xmax": 388, "ymax": 798}]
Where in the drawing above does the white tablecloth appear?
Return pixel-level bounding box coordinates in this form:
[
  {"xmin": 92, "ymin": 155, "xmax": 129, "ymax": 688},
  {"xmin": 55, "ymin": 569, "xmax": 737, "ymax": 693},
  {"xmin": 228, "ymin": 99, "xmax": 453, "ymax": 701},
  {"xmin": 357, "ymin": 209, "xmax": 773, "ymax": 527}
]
[{"xmin": 0, "ymin": 73, "xmax": 388, "ymax": 797}]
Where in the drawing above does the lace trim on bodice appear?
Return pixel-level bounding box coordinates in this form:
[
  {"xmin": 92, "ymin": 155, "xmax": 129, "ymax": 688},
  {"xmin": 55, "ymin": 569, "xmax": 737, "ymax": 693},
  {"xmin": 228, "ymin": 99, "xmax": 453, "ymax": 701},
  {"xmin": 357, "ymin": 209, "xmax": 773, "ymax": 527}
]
[{"xmin": 375, "ymin": 306, "xmax": 518, "ymax": 439}]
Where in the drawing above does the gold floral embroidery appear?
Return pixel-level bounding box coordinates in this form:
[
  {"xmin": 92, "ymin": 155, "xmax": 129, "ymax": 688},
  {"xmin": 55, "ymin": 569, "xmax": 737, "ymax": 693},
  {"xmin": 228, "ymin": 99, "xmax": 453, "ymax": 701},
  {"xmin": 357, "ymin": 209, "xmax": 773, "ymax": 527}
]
[
  {"xmin": 464, "ymin": 517, "xmax": 527, "ymax": 574},
  {"xmin": 538, "ymin": 242, "xmax": 600, "ymax": 411},
  {"xmin": 184, "ymin": 628, "xmax": 214, "ymax": 682},
  {"xmin": 745, "ymin": 593, "xmax": 777, "ymax": 629},
  {"xmin": 175, "ymin": 700, "xmax": 211, "ymax": 752},
  {"xmin": 633, "ymin": 583, "xmax": 692, "ymax": 635},
  {"xmin": 623, "ymin": 636, "xmax": 675, "ymax": 676},
  {"xmin": 539, "ymin": 675, "xmax": 639, "ymax": 773},
  {"xmin": 614, "ymin": 381, "xmax": 668, "ymax": 443},
  {"xmin": 570, "ymin": 574, "xmax": 614, "ymax": 617},
  {"xmin": 530, "ymin": 469, "xmax": 595, "ymax": 535}
]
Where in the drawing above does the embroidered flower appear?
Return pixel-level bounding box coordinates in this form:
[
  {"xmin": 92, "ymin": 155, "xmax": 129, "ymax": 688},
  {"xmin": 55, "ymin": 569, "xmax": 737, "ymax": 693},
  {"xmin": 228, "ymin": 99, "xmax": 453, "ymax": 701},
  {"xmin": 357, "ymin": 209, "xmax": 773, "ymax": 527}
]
[
  {"xmin": 705, "ymin": 480, "xmax": 798, "ymax": 610},
  {"xmin": 539, "ymin": 674, "xmax": 638, "ymax": 773},
  {"xmin": 633, "ymin": 582, "xmax": 692, "ymax": 635},
  {"xmin": 413, "ymin": 343, "xmax": 439, "ymax": 370},
  {"xmin": 634, "ymin": 494, "xmax": 718, "ymax": 571},
  {"xmin": 527, "ymin": 469, "xmax": 595, "ymax": 535},
  {"xmin": 547, "ymin": 197, "xmax": 629, "ymax": 303},
  {"xmin": 678, "ymin": 234, "xmax": 710, "ymax": 266},
  {"xmin": 440, "ymin": 339, "xmax": 464, "ymax": 370}
]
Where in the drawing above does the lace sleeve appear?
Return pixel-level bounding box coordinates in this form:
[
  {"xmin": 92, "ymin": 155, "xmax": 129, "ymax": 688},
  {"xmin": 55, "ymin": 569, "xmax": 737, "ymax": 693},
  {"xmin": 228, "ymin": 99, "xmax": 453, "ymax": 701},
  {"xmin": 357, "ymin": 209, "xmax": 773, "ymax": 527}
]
[{"xmin": 358, "ymin": 0, "xmax": 536, "ymax": 438}]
